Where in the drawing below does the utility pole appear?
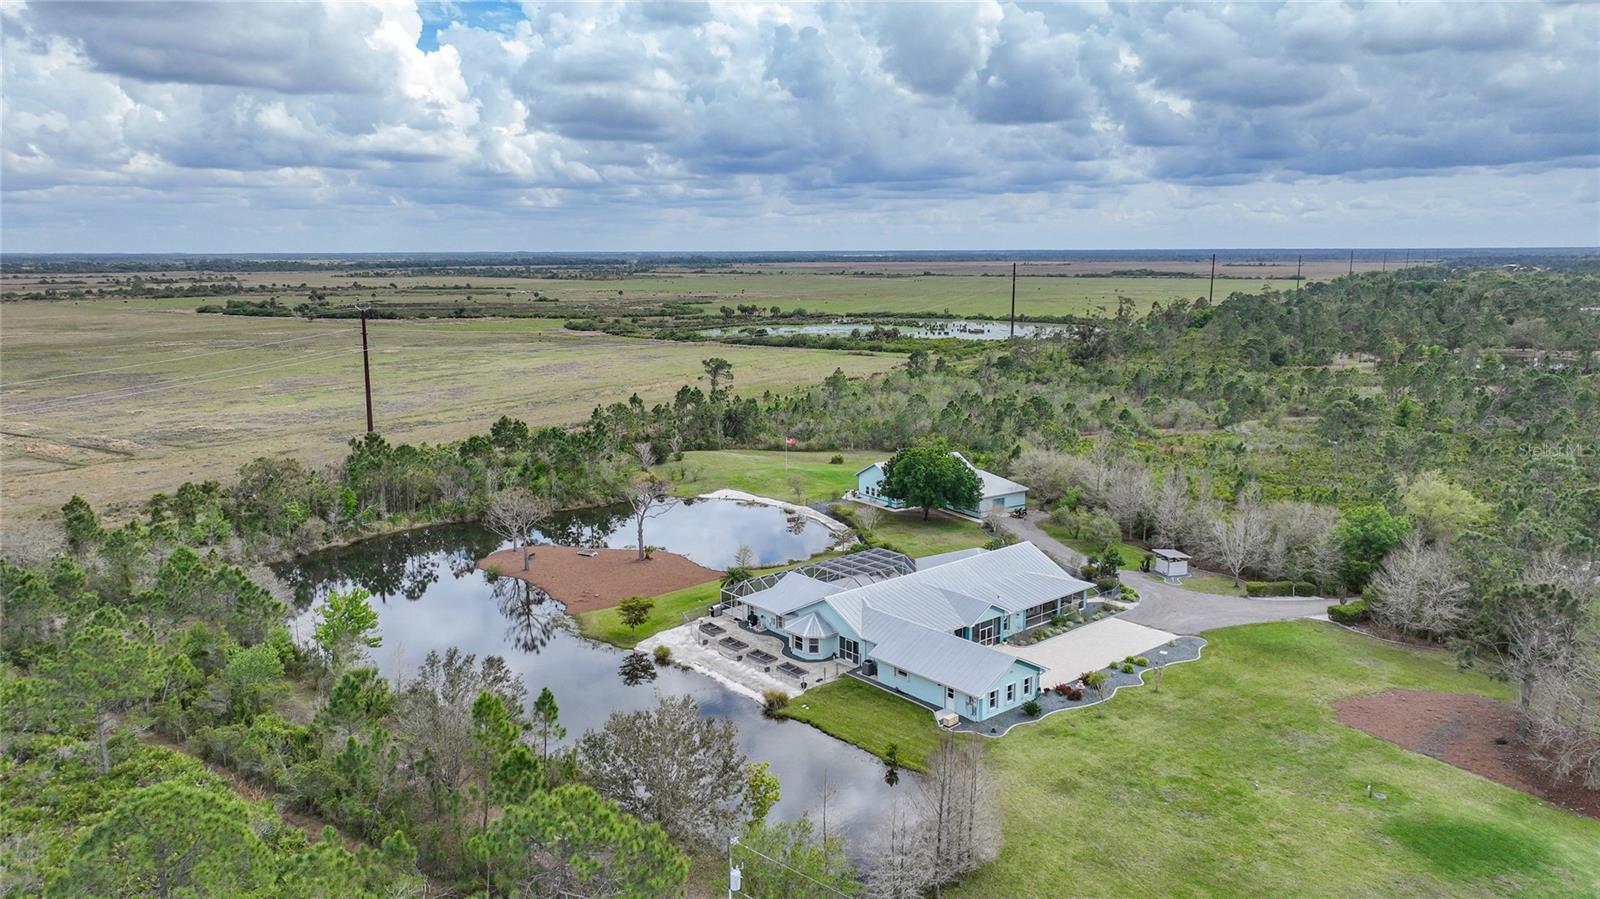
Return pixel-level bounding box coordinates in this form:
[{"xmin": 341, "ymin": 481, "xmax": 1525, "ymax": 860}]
[
  {"xmin": 1296, "ymin": 255, "xmax": 1302, "ymax": 291},
  {"xmin": 1349, "ymin": 250, "xmax": 1354, "ymax": 276},
  {"xmin": 1382, "ymin": 252, "xmax": 1388, "ymax": 272},
  {"xmin": 1208, "ymin": 253, "xmax": 1216, "ymax": 305},
  {"xmin": 359, "ymin": 306, "xmax": 375, "ymax": 434},
  {"xmin": 1009, "ymin": 262, "xmax": 1017, "ymax": 338}
]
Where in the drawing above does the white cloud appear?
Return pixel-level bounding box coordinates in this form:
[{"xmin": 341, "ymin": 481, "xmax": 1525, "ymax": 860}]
[{"xmin": 2, "ymin": 0, "xmax": 1596, "ymax": 251}]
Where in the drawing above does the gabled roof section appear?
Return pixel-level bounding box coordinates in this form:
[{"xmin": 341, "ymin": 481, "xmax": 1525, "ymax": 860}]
[
  {"xmin": 863, "ymin": 608, "xmax": 1040, "ymax": 696},
  {"xmin": 825, "ymin": 542, "xmax": 1092, "ymax": 636},
  {"xmin": 951, "ymin": 452, "xmax": 1029, "ymax": 499},
  {"xmin": 915, "ymin": 547, "xmax": 986, "ymax": 570},
  {"xmin": 740, "ymin": 572, "xmax": 842, "ymax": 617}
]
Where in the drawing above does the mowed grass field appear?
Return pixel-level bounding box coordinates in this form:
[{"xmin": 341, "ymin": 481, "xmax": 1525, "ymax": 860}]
[
  {"xmin": 0, "ymin": 301, "xmax": 900, "ymax": 517},
  {"xmin": 784, "ymin": 621, "xmax": 1600, "ymax": 898}
]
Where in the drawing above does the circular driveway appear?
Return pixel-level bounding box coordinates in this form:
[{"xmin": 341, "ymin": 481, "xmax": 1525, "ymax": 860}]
[{"xmin": 1116, "ymin": 572, "xmax": 1330, "ymax": 635}]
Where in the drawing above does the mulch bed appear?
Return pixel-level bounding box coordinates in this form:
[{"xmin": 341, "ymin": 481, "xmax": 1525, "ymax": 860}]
[
  {"xmin": 476, "ymin": 545, "xmax": 719, "ymax": 615},
  {"xmin": 1334, "ymin": 688, "xmax": 1599, "ymax": 820}
]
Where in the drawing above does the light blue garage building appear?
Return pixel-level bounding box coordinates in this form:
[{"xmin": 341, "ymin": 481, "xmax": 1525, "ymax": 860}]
[
  {"xmin": 855, "ymin": 451, "xmax": 1029, "ymax": 517},
  {"xmin": 724, "ymin": 542, "xmax": 1094, "ymax": 722}
]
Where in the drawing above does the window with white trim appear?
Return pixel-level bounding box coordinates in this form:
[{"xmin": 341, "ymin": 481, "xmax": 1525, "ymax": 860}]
[
  {"xmin": 1022, "ymin": 676, "xmax": 1032, "ymax": 696},
  {"xmin": 1006, "ymin": 683, "xmax": 1016, "ymax": 703},
  {"xmin": 894, "ymin": 667, "xmax": 907, "ymax": 679},
  {"xmin": 987, "ymin": 690, "xmax": 997, "ymax": 708}
]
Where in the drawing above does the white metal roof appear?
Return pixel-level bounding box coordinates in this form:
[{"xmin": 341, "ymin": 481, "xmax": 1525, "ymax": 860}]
[
  {"xmin": 951, "ymin": 452, "xmax": 1029, "ymax": 499},
  {"xmin": 740, "ymin": 572, "xmax": 842, "ymax": 616},
  {"xmin": 829, "ymin": 542, "xmax": 1094, "ymax": 636},
  {"xmin": 858, "ymin": 453, "xmax": 1029, "ymax": 500},
  {"xmin": 1151, "ymin": 548, "xmax": 1191, "ymax": 560},
  {"xmin": 864, "ymin": 608, "xmax": 1039, "ymax": 696},
  {"xmin": 914, "ymin": 547, "xmax": 986, "ymax": 570},
  {"xmin": 784, "ymin": 612, "xmax": 836, "ymax": 639}
]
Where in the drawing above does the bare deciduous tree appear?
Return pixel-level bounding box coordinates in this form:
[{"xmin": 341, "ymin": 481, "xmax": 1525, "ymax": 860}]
[
  {"xmin": 1203, "ymin": 483, "xmax": 1272, "ymax": 588},
  {"xmin": 854, "ymin": 504, "xmax": 882, "ymax": 534},
  {"xmin": 1265, "ymin": 500, "xmax": 1340, "ymax": 591},
  {"xmin": 918, "ymin": 733, "xmax": 1001, "ymax": 892},
  {"xmin": 487, "ymin": 488, "xmax": 553, "ymax": 571},
  {"xmin": 625, "ymin": 473, "xmax": 676, "ymax": 561},
  {"xmin": 860, "ymin": 798, "xmax": 935, "ymax": 899},
  {"xmin": 1011, "ymin": 448, "xmax": 1076, "ymax": 507},
  {"xmin": 1149, "ymin": 470, "xmax": 1191, "ymax": 548},
  {"xmin": 1102, "ymin": 461, "xmax": 1152, "ymax": 539},
  {"xmin": 1367, "ymin": 534, "xmax": 1468, "ymax": 637}
]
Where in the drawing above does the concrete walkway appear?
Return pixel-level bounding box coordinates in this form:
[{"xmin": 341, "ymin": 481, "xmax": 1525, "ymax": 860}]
[
  {"xmin": 1117, "ymin": 571, "xmax": 1329, "ymax": 634},
  {"xmin": 994, "ymin": 514, "xmax": 1086, "ymax": 573}
]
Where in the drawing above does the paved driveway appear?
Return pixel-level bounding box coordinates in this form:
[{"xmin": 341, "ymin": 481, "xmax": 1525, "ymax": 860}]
[
  {"xmin": 998, "ymin": 617, "xmax": 1177, "ymax": 682},
  {"xmin": 994, "ymin": 514, "xmax": 1086, "ymax": 572},
  {"xmin": 1117, "ymin": 571, "xmax": 1329, "ymax": 634}
]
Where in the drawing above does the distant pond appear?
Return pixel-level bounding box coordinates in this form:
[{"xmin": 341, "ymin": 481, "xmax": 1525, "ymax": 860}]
[
  {"xmin": 521, "ymin": 496, "xmax": 838, "ymax": 569},
  {"xmin": 705, "ymin": 319, "xmax": 1065, "ymax": 341},
  {"xmin": 276, "ymin": 523, "xmax": 905, "ymax": 841}
]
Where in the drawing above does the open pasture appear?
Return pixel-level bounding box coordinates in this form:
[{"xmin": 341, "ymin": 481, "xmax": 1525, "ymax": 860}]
[
  {"xmin": 6, "ymin": 268, "xmax": 1299, "ymax": 319},
  {"xmin": 0, "ymin": 300, "xmax": 898, "ymax": 517}
]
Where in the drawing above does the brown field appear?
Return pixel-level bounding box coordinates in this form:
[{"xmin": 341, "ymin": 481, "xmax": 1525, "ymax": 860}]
[{"xmin": 0, "ymin": 299, "xmax": 899, "ymax": 521}]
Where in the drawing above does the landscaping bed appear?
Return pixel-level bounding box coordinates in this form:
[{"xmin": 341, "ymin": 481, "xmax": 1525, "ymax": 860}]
[
  {"xmin": 478, "ymin": 545, "xmax": 718, "ymax": 614},
  {"xmin": 1335, "ymin": 689, "xmax": 1600, "ymax": 821}
]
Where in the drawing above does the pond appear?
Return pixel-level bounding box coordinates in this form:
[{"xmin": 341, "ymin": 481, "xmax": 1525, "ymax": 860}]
[
  {"xmin": 704, "ymin": 319, "xmax": 1065, "ymax": 341},
  {"xmin": 521, "ymin": 496, "xmax": 838, "ymax": 569},
  {"xmin": 277, "ymin": 523, "xmax": 908, "ymax": 842}
]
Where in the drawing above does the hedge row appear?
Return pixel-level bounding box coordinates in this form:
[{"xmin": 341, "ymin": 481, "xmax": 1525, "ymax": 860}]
[{"xmin": 1244, "ymin": 580, "xmax": 1322, "ymax": 597}]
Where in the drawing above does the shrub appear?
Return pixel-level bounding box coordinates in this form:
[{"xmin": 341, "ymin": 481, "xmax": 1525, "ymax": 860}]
[
  {"xmin": 1245, "ymin": 580, "xmax": 1292, "ymax": 597},
  {"xmin": 1134, "ymin": 656, "xmax": 1150, "ymax": 667},
  {"xmin": 1094, "ymin": 576, "xmax": 1118, "ymax": 594},
  {"xmin": 1052, "ymin": 683, "xmax": 1071, "ymax": 696},
  {"xmin": 829, "ymin": 454, "xmax": 845, "ymax": 465},
  {"xmin": 1050, "ymin": 614, "xmax": 1067, "ymax": 628},
  {"xmin": 761, "ymin": 690, "xmax": 790, "ymax": 717},
  {"xmin": 1327, "ymin": 598, "xmax": 1369, "ymax": 625},
  {"xmin": 653, "ymin": 645, "xmax": 672, "ymax": 666},
  {"xmin": 1123, "ymin": 655, "xmax": 1134, "ymax": 664},
  {"xmin": 1120, "ymin": 662, "xmax": 1135, "ymax": 674},
  {"xmin": 1021, "ymin": 700, "xmax": 1042, "ymax": 718},
  {"xmin": 1066, "ymin": 687, "xmax": 1084, "ymax": 701}
]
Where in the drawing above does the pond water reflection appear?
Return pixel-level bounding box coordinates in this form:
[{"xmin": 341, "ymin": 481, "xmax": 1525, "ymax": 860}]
[
  {"xmin": 278, "ymin": 523, "xmax": 906, "ymax": 841},
  {"xmin": 528, "ymin": 497, "xmax": 837, "ymax": 569},
  {"xmin": 705, "ymin": 319, "xmax": 1064, "ymax": 340}
]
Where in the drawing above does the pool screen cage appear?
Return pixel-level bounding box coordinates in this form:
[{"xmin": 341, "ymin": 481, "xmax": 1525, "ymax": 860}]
[{"xmin": 719, "ymin": 547, "xmax": 916, "ymax": 604}]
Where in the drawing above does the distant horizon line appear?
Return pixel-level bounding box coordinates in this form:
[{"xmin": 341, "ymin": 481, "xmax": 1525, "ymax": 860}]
[{"xmin": 3, "ymin": 246, "xmax": 1596, "ymax": 258}]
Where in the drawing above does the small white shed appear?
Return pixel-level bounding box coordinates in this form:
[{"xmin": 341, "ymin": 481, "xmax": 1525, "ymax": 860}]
[{"xmin": 1151, "ymin": 549, "xmax": 1191, "ymax": 582}]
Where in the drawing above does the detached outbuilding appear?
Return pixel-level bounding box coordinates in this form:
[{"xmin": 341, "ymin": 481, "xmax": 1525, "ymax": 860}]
[
  {"xmin": 855, "ymin": 451, "xmax": 1028, "ymax": 517},
  {"xmin": 1151, "ymin": 548, "xmax": 1191, "ymax": 583}
]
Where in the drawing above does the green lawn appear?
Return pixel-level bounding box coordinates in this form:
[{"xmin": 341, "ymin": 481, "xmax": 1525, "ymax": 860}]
[
  {"xmin": 1037, "ymin": 521, "xmax": 1146, "ymax": 568},
  {"xmin": 863, "ymin": 510, "xmax": 991, "ymax": 557},
  {"xmin": 664, "ymin": 449, "xmax": 883, "ymax": 503},
  {"xmin": 1178, "ymin": 571, "xmax": 1249, "ymax": 596},
  {"xmin": 777, "ymin": 676, "xmax": 946, "ymax": 772},
  {"xmin": 781, "ymin": 621, "xmax": 1600, "ymax": 897},
  {"xmin": 575, "ymin": 577, "xmax": 723, "ymax": 648}
]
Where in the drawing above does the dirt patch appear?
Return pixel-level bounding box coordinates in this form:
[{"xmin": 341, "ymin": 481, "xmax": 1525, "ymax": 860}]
[
  {"xmin": 478, "ymin": 545, "xmax": 719, "ymax": 614},
  {"xmin": 1334, "ymin": 689, "xmax": 1599, "ymax": 820}
]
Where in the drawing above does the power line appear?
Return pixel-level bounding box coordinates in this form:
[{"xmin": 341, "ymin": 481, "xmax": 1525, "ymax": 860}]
[
  {"xmin": 729, "ymin": 839, "xmax": 855, "ymax": 899},
  {"xmin": 0, "ymin": 330, "xmax": 344, "ymax": 388}
]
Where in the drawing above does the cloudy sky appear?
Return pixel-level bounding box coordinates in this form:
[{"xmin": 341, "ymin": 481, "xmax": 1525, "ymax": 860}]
[{"xmin": 3, "ymin": 0, "xmax": 1596, "ymax": 252}]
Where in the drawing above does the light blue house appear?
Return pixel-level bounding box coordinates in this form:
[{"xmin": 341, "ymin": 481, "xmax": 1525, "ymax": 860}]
[
  {"xmin": 727, "ymin": 542, "xmax": 1094, "ymax": 723},
  {"xmin": 855, "ymin": 451, "xmax": 1029, "ymax": 517}
]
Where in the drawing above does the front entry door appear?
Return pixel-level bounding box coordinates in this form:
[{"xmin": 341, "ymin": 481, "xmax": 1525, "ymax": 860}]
[
  {"xmin": 944, "ymin": 686, "xmax": 956, "ymax": 710},
  {"xmin": 974, "ymin": 617, "xmax": 999, "ymax": 645}
]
